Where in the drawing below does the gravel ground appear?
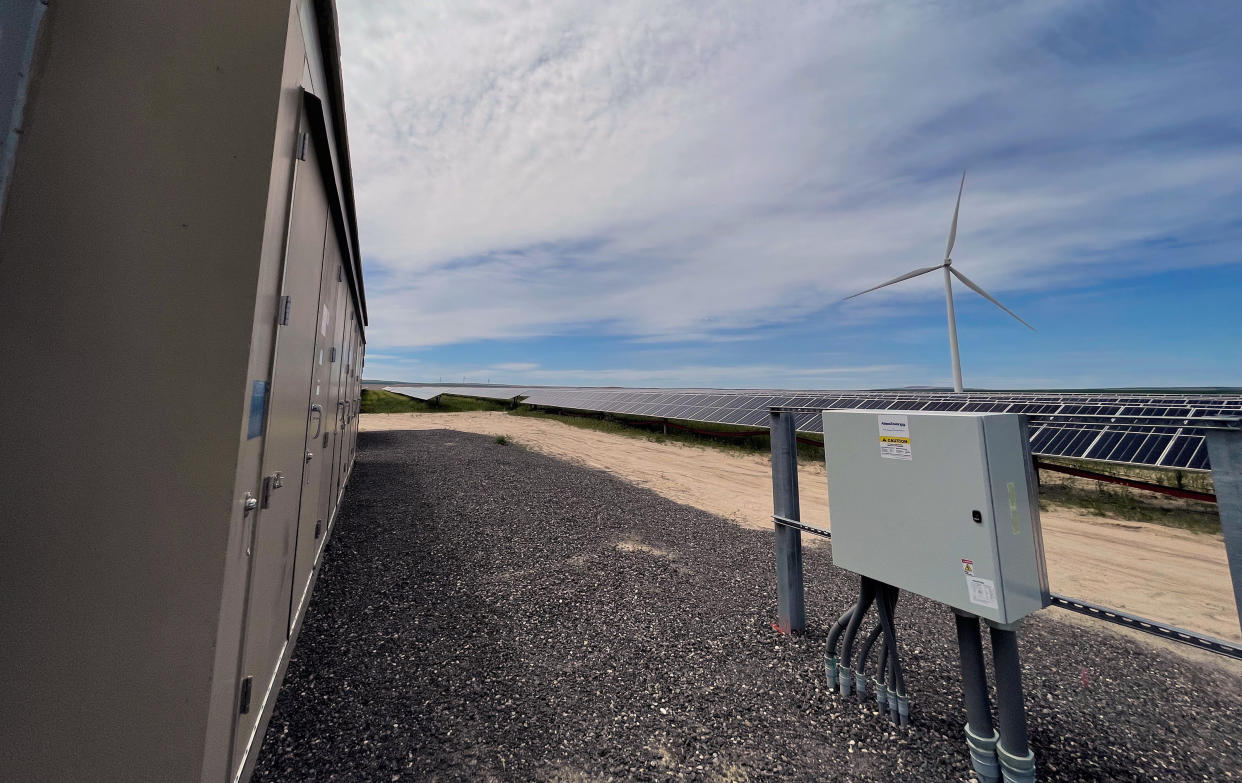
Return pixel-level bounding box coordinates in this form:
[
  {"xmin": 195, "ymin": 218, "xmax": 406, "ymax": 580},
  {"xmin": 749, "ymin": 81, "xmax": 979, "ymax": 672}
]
[{"xmin": 253, "ymin": 429, "xmax": 1242, "ymax": 782}]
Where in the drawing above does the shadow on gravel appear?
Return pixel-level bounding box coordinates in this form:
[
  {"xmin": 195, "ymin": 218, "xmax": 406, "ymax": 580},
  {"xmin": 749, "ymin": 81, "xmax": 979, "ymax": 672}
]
[{"xmin": 253, "ymin": 430, "xmax": 1242, "ymax": 782}]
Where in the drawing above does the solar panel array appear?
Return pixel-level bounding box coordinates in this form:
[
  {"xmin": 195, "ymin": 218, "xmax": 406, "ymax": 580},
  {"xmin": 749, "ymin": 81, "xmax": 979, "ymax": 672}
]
[
  {"xmin": 382, "ymin": 386, "xmax": 449, "ymax": 401},
  {"xmin": 519, "ymin": 388, "xmax": 1242, "ymax": 471},
  {"xmin": 376, "ymin": 384, "xmax": 1240, "ymax": 471},
  {"xmin": 384, "ymin": 385, "xmax": 528, "ymax": 402}
]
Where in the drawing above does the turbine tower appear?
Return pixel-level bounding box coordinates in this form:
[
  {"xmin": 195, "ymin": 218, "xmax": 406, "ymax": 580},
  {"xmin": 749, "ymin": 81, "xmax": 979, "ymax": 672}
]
[{"xmin": 842, "ymin": 171, "xmax": 1034, "ymax": 393}]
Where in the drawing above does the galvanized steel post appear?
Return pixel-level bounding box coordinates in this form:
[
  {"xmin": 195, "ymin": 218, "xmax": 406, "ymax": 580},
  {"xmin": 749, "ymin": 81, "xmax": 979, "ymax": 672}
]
[
  {"xmin": 1205, "ymin": 425, "xmax": 1242, "ymax": 635},
  {"xmin": 770, "ymin": 410, "xmax": 805, "ymax": 634}
]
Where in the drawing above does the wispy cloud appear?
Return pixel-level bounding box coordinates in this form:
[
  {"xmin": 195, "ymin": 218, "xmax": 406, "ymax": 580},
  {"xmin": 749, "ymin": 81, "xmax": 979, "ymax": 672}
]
[
  {"xmin": 360, "ymin": 358, "xmax": 909, "ymax": 390},
  {"xmin": 491, "ymin": 361, "xmax": 539, "ymax": 372},
  {"xmin": 339, "ymin": 1, "xmax": 1241, "ymax": 385}
]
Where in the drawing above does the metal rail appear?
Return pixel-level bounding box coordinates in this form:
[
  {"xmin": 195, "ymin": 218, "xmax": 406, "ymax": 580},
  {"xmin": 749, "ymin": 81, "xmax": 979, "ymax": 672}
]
[
  {"xmin": 1033, "ymin": 459, "xmax": 1217, "ymax": 503},
  {"xmin": 772, "ymin": 514, "xmax": 830, "ymax": 538},
  {"xmin": 772, "ymin": 515, "xmax": 1241, "ymax": 660},
  {"xmin": 1048, "ymin": 594, "xmax": 1242, "ymax": 660}
]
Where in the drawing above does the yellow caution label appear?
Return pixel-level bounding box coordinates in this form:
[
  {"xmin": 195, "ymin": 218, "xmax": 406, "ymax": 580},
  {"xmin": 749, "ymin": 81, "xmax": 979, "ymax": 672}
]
[{"xmin": 877, "ymin": 414, "xmax": 912, "ymax": 460}]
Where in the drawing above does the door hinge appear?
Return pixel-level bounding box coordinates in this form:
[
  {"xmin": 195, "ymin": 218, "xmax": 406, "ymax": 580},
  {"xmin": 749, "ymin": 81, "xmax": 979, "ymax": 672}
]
[
  {"xmin": 278, "ymin": 295, "xmax": 292, "ymax": 325},
  {"xmin": 315, "ymin": 520, "xmax": 322, "ymax": 540},
  {"xmin": 239, "ymin": 676, "xmax": 253, "ymax": 714},
  {"xmin": 329, "ymin": 346, "xmax": 337, "ymax": 363},
  {"xmin": 337, "ymin": 266, "xmax": 343, "ymax": 282},
  {"xmin": 296, "ymin": 131, "xmax": 309, "ymax": 161}
]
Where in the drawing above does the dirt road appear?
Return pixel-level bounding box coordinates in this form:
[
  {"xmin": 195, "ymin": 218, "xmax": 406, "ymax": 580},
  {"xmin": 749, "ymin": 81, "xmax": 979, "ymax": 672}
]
[{"xmin": 361, "ymin": 412, "xmax": 1240, "ymax": 644}]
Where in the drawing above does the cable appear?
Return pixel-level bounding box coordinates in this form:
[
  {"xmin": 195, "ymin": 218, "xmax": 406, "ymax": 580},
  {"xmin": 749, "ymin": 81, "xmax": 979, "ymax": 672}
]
[
  {"xmin": 875, "ymin": 583, "xmax": 906, "ymax": 725},
  {"xmin": 839, "ymin": 580, "xmax": 877, "ymax": 696},
  {"xmin": 824, "ymin": 604, "xmax": 857, "ymax": 691}
]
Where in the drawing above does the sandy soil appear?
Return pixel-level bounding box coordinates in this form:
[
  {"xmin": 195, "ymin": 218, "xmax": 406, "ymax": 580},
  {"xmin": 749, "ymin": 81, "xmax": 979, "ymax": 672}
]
[{"xmin": 361, "ymin": 412, "xmax": 1240, "ymax": 644}]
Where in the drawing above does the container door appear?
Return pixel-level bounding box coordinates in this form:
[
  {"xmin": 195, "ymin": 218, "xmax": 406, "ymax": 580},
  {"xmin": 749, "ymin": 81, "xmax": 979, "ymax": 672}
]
[
  {"xmin": 320, "ymin": 274, "xmax": 349, "ymax": 530},
  {"xmin": 327, "ymin": 304, "xmax": 353, "ymax": 522},
  {"xmin": 289, "ymin": 238, "xmax": 341, "ymax": 625},
  {"xmin": 234, "ymin": 108, "xmax": 329, "ymax": 769}
]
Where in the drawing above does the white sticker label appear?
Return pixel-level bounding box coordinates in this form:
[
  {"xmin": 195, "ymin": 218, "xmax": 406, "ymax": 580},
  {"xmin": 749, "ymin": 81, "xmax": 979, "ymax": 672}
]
[
  {"xmin": 878, "ymin": 414, "xmax": 912, "ymax": 460},
  {"xmin": 966, "ymin": 575, "xmax": 999, "ymax": 609},
  {"xmin": 321, "ymin": 305, "xmax": 330, "ymax": 335}
]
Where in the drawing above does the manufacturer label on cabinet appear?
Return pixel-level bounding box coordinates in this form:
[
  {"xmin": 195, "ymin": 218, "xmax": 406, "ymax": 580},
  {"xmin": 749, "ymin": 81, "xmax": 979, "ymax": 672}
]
[
  {"xmin": 966, "ymin": 575, "xmax": 999, "ymax": 609},
  {"xmin": 877, "ymin": 414, "xmax": 912, "ymax": 460}
]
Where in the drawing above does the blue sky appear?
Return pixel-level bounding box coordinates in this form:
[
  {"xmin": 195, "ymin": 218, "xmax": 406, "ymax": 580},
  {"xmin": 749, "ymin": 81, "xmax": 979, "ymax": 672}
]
[{"xmin": 339, "ymin": 1, "xmax": 1241, "ymax": 389}]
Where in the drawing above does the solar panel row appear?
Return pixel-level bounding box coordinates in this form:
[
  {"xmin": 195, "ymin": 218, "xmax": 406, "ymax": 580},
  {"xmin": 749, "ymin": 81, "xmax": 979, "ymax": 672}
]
[
  {"xmin": 383, "ymin": 385, "xmax": 528, "ymax": 402},
  {"xmin": 377, "ymin": 385, "xmax": 1239, "ymax": 471},
  {"xmin": 382, "ymin": 386, "xmax": 449, "ymax": 401},
  {"xmin": 518, "ymin": 388, "xmax": 1241, "ymax": 471}
]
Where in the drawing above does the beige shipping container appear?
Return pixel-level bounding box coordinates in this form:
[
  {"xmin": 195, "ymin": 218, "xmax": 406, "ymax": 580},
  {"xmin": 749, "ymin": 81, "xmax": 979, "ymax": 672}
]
[{"xmin": 0, "ymin": 2, "xmax": 367, "ymax": 781}]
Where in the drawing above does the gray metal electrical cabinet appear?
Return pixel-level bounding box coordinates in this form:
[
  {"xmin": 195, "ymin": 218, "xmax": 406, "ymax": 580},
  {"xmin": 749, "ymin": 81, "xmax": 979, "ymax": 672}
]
[{"xmin": 824, "ymin": 410, "xmax": 1050, "ymax": 624}]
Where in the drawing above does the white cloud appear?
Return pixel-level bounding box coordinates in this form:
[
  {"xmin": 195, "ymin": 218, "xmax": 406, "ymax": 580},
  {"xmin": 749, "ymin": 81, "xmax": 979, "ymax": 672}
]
[
  {"xmin": 491, "ymin": 361, "xmax": 539, "ymax": 372},
  {"xmin": 360, "ymin": 359, "xmax": 909, "ymax": 390},
  {"xmin": 339, "ymin": 1, "xmax": 1241, "ymax": 350}
]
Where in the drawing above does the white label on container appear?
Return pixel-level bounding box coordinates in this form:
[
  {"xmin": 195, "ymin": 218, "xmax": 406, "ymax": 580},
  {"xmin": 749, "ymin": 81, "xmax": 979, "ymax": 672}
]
[
  {"xmin": 878, "ymin": 414, "xmax": 912, "ymax": 460},
  {"xmin": 966, "ymin": 575, "xmax": 999, "ymax": 609}
]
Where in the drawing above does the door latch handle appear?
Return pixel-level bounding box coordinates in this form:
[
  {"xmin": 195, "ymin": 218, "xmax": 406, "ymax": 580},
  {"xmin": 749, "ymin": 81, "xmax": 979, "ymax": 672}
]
[
  {"xmin": 243, "ymin": 492, "xmax": 258, "ymax": 556},
  {"xmin": 309, "ymin": 404, "xmax": 323, "ymax": 437},
  {"xmin": 305, "ymin": 450, "xmax": 314, "ymax": 463}
]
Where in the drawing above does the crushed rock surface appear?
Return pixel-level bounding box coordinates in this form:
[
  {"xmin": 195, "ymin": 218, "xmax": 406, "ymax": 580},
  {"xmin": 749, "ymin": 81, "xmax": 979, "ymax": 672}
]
[{"xmin": 253, "ymin": 429, "xmax": 1242, "ymax": 782}]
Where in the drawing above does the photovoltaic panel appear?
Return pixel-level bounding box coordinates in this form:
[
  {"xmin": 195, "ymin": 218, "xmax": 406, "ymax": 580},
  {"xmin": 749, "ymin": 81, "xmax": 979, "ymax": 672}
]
[
  {"xmin": 384, "ymin": 385, "xmax": 529, "ymax": 402},
  {"xmin": 518, "ymin": 387, "xmax": 1240, "ymax": 471},
  {"xmin": 442, "ymin": 386, "xmax": 530, "ymax": 401},
  {"xmin": 383, "ymin": 385, "xmax": 454, "ymax": 401}
]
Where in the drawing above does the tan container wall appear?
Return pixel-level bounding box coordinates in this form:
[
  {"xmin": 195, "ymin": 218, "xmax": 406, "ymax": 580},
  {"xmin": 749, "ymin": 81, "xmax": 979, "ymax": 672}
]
[{"xmin": 0, "ymin": 3, "xmax": 291, "ymax": 781}]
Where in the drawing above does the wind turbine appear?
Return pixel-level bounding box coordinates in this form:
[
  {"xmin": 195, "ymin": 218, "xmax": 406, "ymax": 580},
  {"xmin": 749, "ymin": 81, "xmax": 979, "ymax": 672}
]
[{"xmin": 842, "ymin": 171, "xmax": 1033, "ymax": 393}]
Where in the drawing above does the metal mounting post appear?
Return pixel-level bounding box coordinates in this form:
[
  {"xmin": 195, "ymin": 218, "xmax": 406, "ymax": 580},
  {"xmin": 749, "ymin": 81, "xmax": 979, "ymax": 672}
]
[
  {"xmin": 1205, "ymin": 425, "xmax": 1242, "ymax": 635},
  {"xmin": 770, "ymin": 410, "xmax": 805, "ymax": 634}
]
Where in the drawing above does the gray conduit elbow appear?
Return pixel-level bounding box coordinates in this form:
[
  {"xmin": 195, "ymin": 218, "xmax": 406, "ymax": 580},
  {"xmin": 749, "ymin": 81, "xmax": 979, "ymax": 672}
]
[
  {"xmin": 825, "ymin": 604, "xmax": 857, "ymax": 692},
  {"xmin": 965, "ymin": 723, "xmax": 1001, "ymax": 783},
  {"xmin": 997, "ymin": 742, "xmax": 1037, "ymax": 783}
]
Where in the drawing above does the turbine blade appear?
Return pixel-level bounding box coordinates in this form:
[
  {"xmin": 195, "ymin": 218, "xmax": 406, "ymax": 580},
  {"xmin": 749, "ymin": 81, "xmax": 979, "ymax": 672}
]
[
  {"xmin": 841, "ymin": 264, "xmax": 943, "ymax": 301},
  {"xmin": 948, "ymin": 266, "xmax": 1035, "ymax": 331},
  {"xmin": 945, "ymin": 170, "xmax": 966, "ymax": 260}
]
